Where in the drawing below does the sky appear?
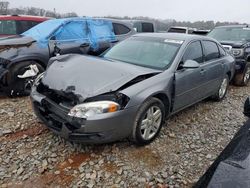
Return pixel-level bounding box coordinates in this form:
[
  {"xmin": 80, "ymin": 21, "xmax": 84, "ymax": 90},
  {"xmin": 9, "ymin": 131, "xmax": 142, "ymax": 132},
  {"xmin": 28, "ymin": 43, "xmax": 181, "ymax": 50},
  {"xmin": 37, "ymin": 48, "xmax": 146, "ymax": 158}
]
[{"xmin": 7, "ymin": 0, "xmax": 250, "ymax": 23}]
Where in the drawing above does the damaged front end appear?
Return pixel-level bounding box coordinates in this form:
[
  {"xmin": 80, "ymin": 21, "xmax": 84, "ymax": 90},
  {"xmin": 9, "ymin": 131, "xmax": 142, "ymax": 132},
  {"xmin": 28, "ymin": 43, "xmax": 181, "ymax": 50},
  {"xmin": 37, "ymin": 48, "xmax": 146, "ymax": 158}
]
[
  {"xmin": 31, "ymin": 83, "xmax": 136, "ymax": 143},
  {"xmin": 30, "ymin": 54, "xmax": 161, "ymax": 143},
  {"xmin": 31, "ymin": 75, "xmax": 138, "ymax": 143}
]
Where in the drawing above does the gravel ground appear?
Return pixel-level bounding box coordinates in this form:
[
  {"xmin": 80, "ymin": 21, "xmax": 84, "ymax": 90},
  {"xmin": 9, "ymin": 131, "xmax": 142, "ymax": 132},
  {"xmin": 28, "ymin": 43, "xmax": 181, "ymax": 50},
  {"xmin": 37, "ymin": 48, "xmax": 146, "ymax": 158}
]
[{"xmin": 0, "ymin": 85, "xmax": 249, "ymax": 188}]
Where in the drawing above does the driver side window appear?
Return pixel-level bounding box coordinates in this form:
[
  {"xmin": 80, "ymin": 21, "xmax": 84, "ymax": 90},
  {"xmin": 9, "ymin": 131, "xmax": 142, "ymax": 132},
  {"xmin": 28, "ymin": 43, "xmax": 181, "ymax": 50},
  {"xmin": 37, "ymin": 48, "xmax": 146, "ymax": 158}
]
[{"xmin": 182, "ymin": 41, "xmax": 203, "ymax": 63}]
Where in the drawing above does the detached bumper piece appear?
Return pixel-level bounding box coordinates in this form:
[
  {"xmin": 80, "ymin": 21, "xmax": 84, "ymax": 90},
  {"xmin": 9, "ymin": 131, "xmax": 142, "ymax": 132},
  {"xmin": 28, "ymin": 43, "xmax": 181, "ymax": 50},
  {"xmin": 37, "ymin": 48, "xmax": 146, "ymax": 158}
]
[{"xmin": 32, "ymin": 95, "xmax": 113, "ymax": 143}]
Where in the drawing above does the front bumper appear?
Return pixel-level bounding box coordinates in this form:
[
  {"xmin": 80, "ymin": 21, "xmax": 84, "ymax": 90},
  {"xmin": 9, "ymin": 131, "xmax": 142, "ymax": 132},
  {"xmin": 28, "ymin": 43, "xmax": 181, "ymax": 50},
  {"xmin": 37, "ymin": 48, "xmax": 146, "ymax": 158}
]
[{"xmin": 31, "ymin": 89, "xmax": 139, "ymax": 144}]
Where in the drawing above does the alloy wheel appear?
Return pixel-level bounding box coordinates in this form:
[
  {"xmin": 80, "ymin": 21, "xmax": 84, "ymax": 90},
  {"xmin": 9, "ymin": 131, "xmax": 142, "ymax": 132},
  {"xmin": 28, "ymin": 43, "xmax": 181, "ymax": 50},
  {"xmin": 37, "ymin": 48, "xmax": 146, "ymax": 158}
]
[
  {"xmin": 219, "ymin": 78, "xmax": 228, "ymax": 99},
  {"xmin": 140, "ymin": 106, "xmax": 162, "ymax": 140}
]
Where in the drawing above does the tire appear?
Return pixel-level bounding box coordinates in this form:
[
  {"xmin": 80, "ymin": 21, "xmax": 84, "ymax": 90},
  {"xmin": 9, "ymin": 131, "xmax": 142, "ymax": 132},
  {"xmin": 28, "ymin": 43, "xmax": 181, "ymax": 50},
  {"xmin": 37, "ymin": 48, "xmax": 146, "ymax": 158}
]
[
  {"xmin": 211, "ymin": 75, "xmax": 229, "ymax": 101},
  {"xmin": 130, "ymin": 97, "xmax": 165, "ymax": 145},
  {"xmin": 233, "ymin": 62, "xmax": 250, "ymax": 86},
  {"xmin": 6, "ymin": 61, "xmax": 45, "ymax": 97}
]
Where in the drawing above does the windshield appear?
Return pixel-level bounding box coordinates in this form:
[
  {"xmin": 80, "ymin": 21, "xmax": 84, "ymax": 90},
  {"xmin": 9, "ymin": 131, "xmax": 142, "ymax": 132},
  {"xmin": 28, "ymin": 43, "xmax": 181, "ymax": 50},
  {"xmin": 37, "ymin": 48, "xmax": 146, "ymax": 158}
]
[
  {"xmin": 104, "ymin": 37, "xmax": 181, "ymax": 70},
  {"xmin": 208, "ymin": 27, "xmax": 250, "ymax": 42},
  {"xmin": 0, "ymin": 20, "xmax": 17, "ymax": 35}
]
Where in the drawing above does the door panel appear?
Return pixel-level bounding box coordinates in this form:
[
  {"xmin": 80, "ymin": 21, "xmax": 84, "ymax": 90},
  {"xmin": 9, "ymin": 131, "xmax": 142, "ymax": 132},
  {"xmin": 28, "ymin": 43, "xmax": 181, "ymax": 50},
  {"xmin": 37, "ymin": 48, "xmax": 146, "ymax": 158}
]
[
  {"xmin": 173, "ymin": 40, "xmax": 206, "ymax": 111},
  {"xmin": 173, "ymin": 67, "xmax": 206, "ymax": 111},
  {"xmin": 200, "ymin": 59, "xmax": 224, "ymax": 95},
  {"xmin": 202, "ymin": 40, "xmax": 224, "ymax": 95},
  {"xmin": 48, "ymin": 40, "xmax": 89, "ymax": 56}
]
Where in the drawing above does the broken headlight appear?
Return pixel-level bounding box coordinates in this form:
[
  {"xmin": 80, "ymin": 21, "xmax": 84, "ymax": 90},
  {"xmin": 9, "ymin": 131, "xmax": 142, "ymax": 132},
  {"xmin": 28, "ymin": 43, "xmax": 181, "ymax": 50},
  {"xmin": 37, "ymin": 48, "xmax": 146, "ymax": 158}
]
[{"xmin": 68, "ymin": 101, "xmax": 120, "ymax": 119}]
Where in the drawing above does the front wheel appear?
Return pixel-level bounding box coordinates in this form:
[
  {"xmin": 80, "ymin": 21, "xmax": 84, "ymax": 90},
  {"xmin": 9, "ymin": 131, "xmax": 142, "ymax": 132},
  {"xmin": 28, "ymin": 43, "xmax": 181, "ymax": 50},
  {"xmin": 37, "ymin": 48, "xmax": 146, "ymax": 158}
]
[
  {"xmin": 130, "ymin": 98, "xmax": 165, "ymax": 145},
  {"xmin": 211, "ymin": 75, "xmax": 229, "ymax": 101}
]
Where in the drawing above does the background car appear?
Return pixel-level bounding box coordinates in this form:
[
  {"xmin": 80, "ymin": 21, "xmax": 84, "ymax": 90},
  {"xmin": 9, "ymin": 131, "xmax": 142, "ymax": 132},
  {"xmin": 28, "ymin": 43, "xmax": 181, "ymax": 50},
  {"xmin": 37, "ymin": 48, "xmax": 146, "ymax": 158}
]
[
  {"xmin": 208, "ymin": 25, "xmax": 250, "ymax": 85},
  {"xmin": 0, "ymin": 14, "xmax": 50, "ymax": 37},
  {"xmin": 167, "ymin": 26, "xmax": 197, "ymax": 34},
  {"xmin": 122, "ymin": 19, "xmax": 156, "ymax": 32},
  {"xmin": 0, "ymin": 17, "xmax": 136, "ymax": 96},
  {"xmin": 31, "ymin": 33, "xmax": 235, "ymax": 145}
]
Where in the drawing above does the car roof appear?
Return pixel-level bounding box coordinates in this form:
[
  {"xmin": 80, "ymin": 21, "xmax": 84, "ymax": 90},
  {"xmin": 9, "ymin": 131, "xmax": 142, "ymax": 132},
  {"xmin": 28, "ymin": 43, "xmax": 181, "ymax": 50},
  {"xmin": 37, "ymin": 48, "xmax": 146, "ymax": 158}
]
[
  {"xmin": 133, "ymin": 32, "xmax": 214, "ymax": 42},
  {"xmin": 0, "ymin": 15, "xmax": 51, "ymax": 21}
]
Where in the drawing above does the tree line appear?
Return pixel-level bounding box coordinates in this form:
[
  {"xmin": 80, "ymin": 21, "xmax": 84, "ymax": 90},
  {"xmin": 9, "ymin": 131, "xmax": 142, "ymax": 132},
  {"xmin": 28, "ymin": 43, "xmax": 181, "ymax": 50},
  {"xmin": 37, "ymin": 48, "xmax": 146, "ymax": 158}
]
[{"xmin": 0, "ymin": 1, "xmax": 245, "ymax": 31}]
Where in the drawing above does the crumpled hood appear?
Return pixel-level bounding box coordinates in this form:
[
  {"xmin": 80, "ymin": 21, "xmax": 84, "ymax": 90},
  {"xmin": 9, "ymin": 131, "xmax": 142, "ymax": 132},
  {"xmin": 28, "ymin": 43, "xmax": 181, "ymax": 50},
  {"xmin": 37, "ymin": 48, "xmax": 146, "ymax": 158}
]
[
  {"xmin": 0, "ymin": 35, "xmax": 36, "ymax": 48},
  {"xmin": 220, "ymin": 40, "xmax": 248, "ymax": 48},
  {"xmin": 42, "ymin": 54, "xmax": 161, "ymax": 99}
]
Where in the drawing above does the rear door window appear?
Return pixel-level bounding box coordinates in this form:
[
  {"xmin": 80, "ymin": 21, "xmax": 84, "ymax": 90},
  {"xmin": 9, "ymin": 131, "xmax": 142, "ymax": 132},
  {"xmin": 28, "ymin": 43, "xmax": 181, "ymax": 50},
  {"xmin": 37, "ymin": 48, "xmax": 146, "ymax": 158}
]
[
  {"xmin": 112, "ymin": 23, "xmax": 131, "ymax": 35},
  {"xmin": 182, "ymin": 41, "xmax": 203, "ymax": 63},
  {"xmin": 203, "ymin": 41, "xmax": 220, "ymax": 61}
]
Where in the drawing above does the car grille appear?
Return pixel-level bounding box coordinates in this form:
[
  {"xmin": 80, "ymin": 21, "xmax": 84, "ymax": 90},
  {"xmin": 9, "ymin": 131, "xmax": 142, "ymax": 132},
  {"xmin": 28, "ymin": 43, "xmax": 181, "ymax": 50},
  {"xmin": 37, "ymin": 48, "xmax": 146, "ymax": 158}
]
[{"xmin": 35, "ymin": 83, "xmax": 86, "ymax": 131}]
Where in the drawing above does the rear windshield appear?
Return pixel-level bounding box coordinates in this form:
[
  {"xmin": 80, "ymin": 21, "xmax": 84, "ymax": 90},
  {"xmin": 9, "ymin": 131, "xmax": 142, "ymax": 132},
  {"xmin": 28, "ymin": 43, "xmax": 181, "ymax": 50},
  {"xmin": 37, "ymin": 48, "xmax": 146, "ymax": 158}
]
[
  {"xmin": 0, "ymin": 20, "xmax": 16, "ymax": 35},
  {"xmin": 208, "ymin": 27, "xmax": 250, "ymax": 42}
]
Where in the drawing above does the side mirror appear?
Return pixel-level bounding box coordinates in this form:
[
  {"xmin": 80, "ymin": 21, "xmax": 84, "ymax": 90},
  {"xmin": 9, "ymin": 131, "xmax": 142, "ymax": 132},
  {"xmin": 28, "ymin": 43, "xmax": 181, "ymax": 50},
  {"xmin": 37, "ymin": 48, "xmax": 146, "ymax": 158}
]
[
  {"xmin": 244, "ymin": 97, "xmax": 250, "ymax": 118},
  {"xmin": 182, "ymin": 60, "xmax": 200, "ymax": 69}
]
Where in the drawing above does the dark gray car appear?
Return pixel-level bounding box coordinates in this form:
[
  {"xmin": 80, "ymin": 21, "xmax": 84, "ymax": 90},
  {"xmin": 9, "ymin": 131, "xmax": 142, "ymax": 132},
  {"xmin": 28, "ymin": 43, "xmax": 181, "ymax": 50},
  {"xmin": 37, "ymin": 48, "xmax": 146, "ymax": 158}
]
[{"xmin": 31, "ymin": 33, "xmax": 235, "ymax": 145}]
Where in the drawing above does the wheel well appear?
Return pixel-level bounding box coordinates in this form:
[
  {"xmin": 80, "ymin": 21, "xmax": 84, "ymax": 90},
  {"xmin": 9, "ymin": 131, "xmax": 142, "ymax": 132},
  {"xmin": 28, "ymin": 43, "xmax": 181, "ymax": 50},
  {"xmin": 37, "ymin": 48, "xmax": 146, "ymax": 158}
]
[
  {"xmin": 4, "ymin": 60, "xmax": 46, "ymax": 86},
  {"xmin": 152, "ymin": 93, "xmax": 170, "ymax": 117},
  {"xmin": 8, "ymin": 59, "xmax": 46, "ymax": 70}
]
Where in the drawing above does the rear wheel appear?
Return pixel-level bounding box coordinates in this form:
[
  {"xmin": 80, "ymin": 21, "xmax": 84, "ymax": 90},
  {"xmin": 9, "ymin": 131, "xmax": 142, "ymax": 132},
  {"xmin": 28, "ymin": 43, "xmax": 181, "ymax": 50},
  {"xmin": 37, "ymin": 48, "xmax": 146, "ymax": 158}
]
[
  {"xmin": 6, "ymin": 61, "xmax": 44, "ymax": 96},
  {"xmin": 211, "ymin": 75, "xmax": 229, "ymax": 101},
  {"xmin": 130, "ymin": 98, "xmax": 165, "ymax": 145},
  {"xmin": 234, "ymin": 63, "xmax": 250, "ymax": 86}
]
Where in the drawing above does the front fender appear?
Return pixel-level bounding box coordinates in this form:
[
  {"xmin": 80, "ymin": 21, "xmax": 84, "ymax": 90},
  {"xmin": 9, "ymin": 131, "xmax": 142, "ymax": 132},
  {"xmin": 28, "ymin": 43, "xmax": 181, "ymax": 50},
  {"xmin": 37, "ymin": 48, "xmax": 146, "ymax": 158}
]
[{"xmin": 121, "ymin": 72, "xmax": 174, "ymax": 109}]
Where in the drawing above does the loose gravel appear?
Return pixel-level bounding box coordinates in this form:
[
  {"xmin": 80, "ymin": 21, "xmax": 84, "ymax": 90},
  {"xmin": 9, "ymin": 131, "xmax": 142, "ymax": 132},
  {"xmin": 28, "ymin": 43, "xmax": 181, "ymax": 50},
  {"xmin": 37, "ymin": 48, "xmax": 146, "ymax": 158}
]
[{"xmin": 0, "ymin": 85, "xmax": 249, "ymax": 188}]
